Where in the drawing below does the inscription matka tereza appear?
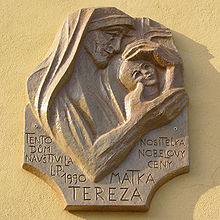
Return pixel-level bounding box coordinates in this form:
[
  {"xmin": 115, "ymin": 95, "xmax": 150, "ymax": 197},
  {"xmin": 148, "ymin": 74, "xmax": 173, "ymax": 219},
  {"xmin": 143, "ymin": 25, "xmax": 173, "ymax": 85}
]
[{"xmin": 23, "ymin": 7, "xmax": 189, "ymax": 211}]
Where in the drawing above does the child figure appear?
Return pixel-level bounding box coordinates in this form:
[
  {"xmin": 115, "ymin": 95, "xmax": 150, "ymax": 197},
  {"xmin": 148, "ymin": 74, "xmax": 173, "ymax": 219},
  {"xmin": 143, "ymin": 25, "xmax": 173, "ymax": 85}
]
[
  {"xmin": 119, "ymin": 59, "xmax": 159, "ymax": 101},
  {"xmin": 119, "ymin": 40, "xmax": 161, "ymax": 120}
]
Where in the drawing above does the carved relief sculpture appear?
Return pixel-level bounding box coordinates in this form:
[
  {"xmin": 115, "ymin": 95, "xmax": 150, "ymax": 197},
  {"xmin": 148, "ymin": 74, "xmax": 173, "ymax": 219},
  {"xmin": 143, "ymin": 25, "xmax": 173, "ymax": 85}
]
[{"xmin": 23, "ymin": 7, "xmax": 189, "ymax": 211}]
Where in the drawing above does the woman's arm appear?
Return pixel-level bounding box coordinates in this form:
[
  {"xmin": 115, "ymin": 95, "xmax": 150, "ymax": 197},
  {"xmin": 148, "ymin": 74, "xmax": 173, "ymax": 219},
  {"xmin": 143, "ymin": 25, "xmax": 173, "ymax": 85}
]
[{"xmin": 87, "ymin": 86, "xmax": 188, "ymax": 182}]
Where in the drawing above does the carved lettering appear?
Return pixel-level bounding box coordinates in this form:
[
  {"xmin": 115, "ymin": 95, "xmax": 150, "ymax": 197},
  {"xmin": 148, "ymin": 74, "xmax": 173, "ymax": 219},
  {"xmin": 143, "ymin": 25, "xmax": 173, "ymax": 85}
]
[
  {"xmin": 67, "ymin": 186, "xmax": 145, "ymax": 202},
  {"xmin": 69, "ymin": 186, "xmax": 80, "ymax": 200},
  {"xmin": 137, "ymin": 173, "xmax": 145, "ymax": 184},
  {"xmin": 110, "ymin": 172, "xmax": 120, "ymax": 184},
  {"xmin": 25, "ymin": 133, "xmax": 52, "ymax": 145},
  {"xmin": 109, "ymin": 188, "xmax": 116, "ymax": 201},
  {"xmin": 139, "ymin": 137, "xmax": 186, "ymax": 147},
  {"xmin": 131, "ymin": 188, "xmax": 142, "ymax": 201},
  {"xmin": 138, "ymin": 149, "xmax": 186, "ymax": 159},
  {"xmin": 127, "ymin": 170, "xmax": 140, "ymax": 184},
  {"xmin": 146, "ymin": 174, "xmax": 155, "ymax": 184},
  {"xmin": 148, "ymin": 160, "xmax": 173, "ymax": 169},
  {"xmin": 120, "ymin": 188, "xmax": 129, "ymax": 201},
  {"xmin": 95, "ymin": 187, "xmax": 104, "ymax": 201},
  {"xmin": 61, "ymin": 172, "xmax": 87, "ymax": 184},
  {"xmin": 121, "ymin": 173, "xmax": 131, "ymax": 184},
  {"xmin": 50, "ymin": 165, "xmax": 63, "ymax": 176},
  {"xmin": 83, "ymin": 187, "xmax": 91, "ymax": 200},
  {"xmin": 109, "ymin": 171, "xmax": 155, "ymax": 185}
]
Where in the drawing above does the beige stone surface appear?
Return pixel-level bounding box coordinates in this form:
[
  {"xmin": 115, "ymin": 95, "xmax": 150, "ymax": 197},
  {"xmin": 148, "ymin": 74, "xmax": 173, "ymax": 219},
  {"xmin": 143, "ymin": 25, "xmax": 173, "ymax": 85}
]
[
  {"xmin": 24, "ymin": 7, "xmax": 188, "ymax": 210},
  {"xmin": 0, "ymin": 0, "xmax": 220, "ymax": 219},
  {"xmin": 24, "ymin": 104, "xmax": 188, "ymax": 210}
]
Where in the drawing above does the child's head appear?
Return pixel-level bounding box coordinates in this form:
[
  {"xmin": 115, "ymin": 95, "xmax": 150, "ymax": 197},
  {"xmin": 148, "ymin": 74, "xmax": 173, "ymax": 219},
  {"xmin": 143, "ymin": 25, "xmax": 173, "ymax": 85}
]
[
  {"xmin": 119, "ymin": 59, "xmax": 158, "ymax": 91},
  {"xmin": 119, "ymin": 39, "xmax": 163, "ymax": 101}
]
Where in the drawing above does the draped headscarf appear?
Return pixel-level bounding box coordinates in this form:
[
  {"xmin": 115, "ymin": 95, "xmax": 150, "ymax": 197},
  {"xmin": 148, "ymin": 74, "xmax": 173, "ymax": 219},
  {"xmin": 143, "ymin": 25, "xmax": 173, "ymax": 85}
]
[{"xmin": 27, "ymin": 7, "xmax": 134, "ymax": 133}]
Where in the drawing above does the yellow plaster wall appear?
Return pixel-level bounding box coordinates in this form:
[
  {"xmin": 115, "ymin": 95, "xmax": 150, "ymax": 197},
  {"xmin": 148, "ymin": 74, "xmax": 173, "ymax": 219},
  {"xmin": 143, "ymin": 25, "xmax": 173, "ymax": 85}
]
[{"xmin": 0, "ymin": 0, "xmax": 220, "ymax": 219}]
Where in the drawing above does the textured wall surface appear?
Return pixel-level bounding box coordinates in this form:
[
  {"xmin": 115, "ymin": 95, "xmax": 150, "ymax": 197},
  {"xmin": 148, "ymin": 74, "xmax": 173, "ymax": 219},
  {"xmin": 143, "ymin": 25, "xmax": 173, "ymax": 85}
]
[{"xmin": 0, "ymin": 0, "xmax": 220, "ymax": 219}]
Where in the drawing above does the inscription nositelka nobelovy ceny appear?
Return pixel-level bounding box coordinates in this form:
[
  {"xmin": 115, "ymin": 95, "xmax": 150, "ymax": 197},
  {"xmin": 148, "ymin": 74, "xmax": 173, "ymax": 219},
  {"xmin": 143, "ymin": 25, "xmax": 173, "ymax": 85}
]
[{"xmin": 23, "ymin": 7, "xmax": 189, "ymax": 211}]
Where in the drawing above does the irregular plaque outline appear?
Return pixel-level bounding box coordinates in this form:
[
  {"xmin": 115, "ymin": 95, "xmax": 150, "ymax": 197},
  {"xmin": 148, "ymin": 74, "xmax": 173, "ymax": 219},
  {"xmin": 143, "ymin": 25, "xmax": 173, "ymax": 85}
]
[{"xmin": 23, "ymin": 7, "xmax": 189, "ymax": 211}]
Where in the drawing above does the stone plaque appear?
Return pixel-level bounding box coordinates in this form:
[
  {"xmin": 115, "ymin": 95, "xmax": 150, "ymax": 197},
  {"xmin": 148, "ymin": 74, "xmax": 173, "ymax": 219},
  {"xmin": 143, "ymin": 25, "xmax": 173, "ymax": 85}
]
[{"xmin": 23, "ymin": 7, "xmax": 189, "ymax": 211}]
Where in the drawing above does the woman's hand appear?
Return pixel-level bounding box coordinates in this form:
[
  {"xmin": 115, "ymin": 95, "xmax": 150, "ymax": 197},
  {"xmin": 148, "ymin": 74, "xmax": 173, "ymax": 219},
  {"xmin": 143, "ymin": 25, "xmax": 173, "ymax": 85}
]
[{"xmin": 126, "ymin": 83, "xmax": 188, "ymax": 130}]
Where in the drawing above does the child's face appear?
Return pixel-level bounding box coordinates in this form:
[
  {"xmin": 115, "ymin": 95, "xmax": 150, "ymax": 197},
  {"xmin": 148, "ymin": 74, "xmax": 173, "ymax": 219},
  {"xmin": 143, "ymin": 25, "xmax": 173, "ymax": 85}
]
[{"xmin": 119, "ymin": 60, "xmax": 158, "ymax": 91}]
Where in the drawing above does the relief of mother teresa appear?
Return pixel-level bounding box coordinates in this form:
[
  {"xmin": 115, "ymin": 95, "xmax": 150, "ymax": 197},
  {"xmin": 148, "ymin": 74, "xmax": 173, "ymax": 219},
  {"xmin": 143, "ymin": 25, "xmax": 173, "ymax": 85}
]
[{"xmin": 27, "ymin": 7, "xmax": 188, "ymax": 182}]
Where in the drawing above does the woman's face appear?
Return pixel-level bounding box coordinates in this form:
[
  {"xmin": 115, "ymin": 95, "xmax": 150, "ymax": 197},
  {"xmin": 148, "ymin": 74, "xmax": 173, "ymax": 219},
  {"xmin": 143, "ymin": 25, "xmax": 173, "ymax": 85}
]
[
  {"xmin": 119, "ymin": 60, "xmax": 158, "ymax": 90},
  {"xmin": 84, "ymin": 26, "xmax": 126, "ymax": 68}
]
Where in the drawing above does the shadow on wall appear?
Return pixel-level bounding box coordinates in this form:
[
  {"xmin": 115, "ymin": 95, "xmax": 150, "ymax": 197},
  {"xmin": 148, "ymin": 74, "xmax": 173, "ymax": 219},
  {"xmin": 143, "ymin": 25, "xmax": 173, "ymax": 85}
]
[
  {"xmin": 68, "ymin": 31, "xmax": 220, "ymax": 220},
  {"xmin": 173, "ymin": 30, "xmax": 220, "ymax": 186}
]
